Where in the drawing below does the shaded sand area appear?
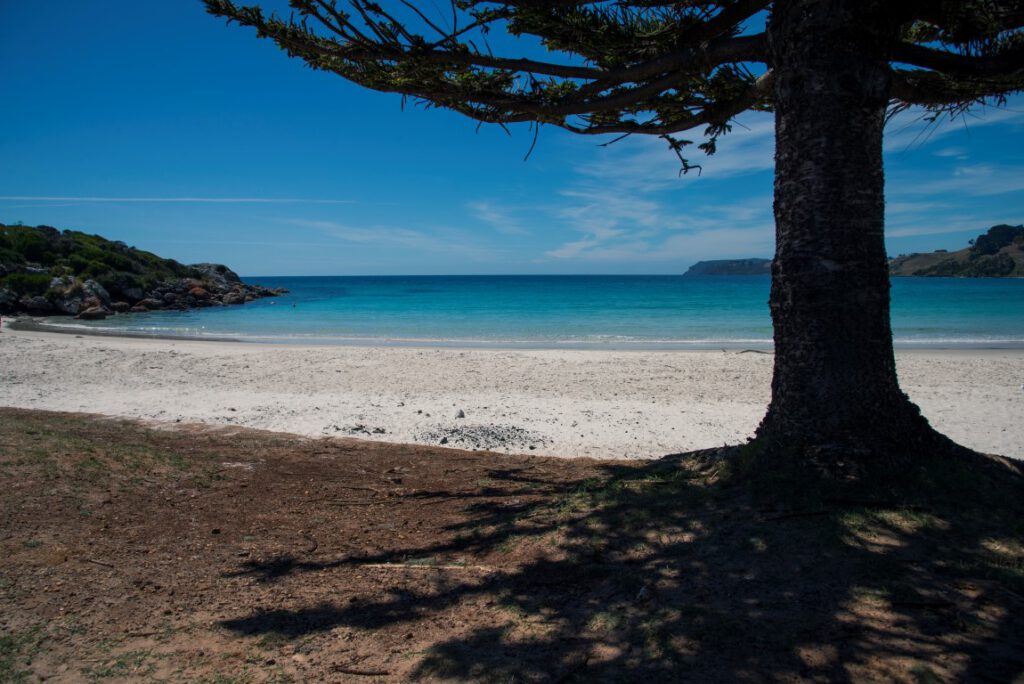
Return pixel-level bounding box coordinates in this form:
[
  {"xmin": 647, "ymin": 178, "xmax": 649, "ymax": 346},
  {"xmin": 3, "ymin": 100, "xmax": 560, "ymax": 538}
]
[
  {"xmin": 1, "ymin": 409, "xmax": 1022, "ymax": 682},
  {"xmin": 1, "ymin": 325, "xmax": 1022, "ymax": 459}
]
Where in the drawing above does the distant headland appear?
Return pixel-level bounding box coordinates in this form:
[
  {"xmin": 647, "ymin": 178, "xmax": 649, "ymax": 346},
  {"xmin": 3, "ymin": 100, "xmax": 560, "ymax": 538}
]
[
  {"xmin": 0, "ymin": 223, "xmax": 286, "ymax": 318},
  {"xmin": 684, "ymin": 258, "xmax": 771, "ymax": 276},
  {"xmin": 889, "ymin": 224, "xmax": 1024, "ymax": 277},
  {"xmin": 685, "ymin": 224, "xmax": 1023, "ymax": 278}
]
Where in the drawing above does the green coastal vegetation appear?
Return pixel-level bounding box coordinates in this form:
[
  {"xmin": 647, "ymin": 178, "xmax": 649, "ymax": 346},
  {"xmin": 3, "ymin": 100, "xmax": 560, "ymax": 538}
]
[
  {"xmin": 0, "ymin": 222, "xmax": 284, "ymax": 317},
  {"xmin": 684, "ymin": 224, "xmax": 1024, "ymax": 277},
  {"xmin": 0, "ymin": 223, "xmax": 195, "ymax": 296},
  {"xmin": 889, "ymin": 224, "xmax": 1024, "ymax": 277}
]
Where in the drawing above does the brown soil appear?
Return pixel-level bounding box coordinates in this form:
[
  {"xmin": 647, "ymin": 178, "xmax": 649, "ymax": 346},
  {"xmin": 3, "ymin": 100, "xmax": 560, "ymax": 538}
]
[{"xmin": 1, "ymin": 408, "xmax": 1022, "ymax": 683}]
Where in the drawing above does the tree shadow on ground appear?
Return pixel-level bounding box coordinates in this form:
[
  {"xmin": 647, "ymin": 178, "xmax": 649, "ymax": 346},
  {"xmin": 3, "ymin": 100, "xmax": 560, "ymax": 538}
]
[{"xmin": 219, "ymin": 448, "xmax": 1024, "ymax": 682}]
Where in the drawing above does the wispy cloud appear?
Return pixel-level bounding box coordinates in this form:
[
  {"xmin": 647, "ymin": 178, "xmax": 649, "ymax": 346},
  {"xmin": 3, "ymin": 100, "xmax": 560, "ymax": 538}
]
[
  {"xmin": 285, "ymin": 218, "xmax": 501, "ymax": 261},
  {"xmin": 894, "ymin": 163, "xmax": 1024, "ymax": 197},
  {"xmin": 467, "ymin": 201, "xmax": 530, "ymax": 236},
  {"xmin": 886, "ymin": 221, "xmax": 984, "ymax": 239},
  {"xmin": 0, "ymin": 196, "xmax": 353, "ymax": 204},
  {"xmin": 932, "ymin": 146, "xmax": 968, "ymax": 159},
  {"xmin": 545, "ymin": 238, "xmax": 602, "ymax": 259},
  {"xmin": 885, "ymin": 200, "xmax": 954, "ymax": 217},
  {"xmin": 545, "ymin": 225, "xmax": 773, "ymax": 264},
  {"xmin": 884, "ymin": 104, "xmax": 1024, "ymax": 152},
  {"xmin": 537, "ymin": 111, "xmax": 777, "ymax": 266},
  {"xmin": 570, "ymin": 112, "xmax": 776, "ymax": 192}
]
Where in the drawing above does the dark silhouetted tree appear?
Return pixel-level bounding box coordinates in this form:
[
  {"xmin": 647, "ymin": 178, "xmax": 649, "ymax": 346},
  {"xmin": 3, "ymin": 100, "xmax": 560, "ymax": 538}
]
[{"xmin": 205, "ymin": 0, "xmax": 1024, "ymax": 473}]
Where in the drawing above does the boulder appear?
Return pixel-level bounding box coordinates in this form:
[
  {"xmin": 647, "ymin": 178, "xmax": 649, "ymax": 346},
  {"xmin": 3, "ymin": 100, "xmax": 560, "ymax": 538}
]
[
  {"xmin": 122, "ymin": 287, "xmax": 144, "ymax": 302},
  {"xmin": 81, "ymin": 296, "xmax": 102, "ymax": 310},
  {"xmin": 76, "ymin": 306, "xmax": 109, "ymax": 320},
  {"xmin": 136, "ymin": 298, "xmax": 164, "ymax": 310},
  {"xmin": 110, "ymin": 301, "xmax": 131, "ymax": 313},
  {"xmin": 162, "ymin": 292, "xmax": 179, "ymax": 304},
  {"xmin": 223, "ymin": 292, "xmax": 246, "ymax": 305},
  {"xmin": 55, "ymin": 297, "xmax": 83, "ymax": 315},
  {"xmin": 191, "ymin": 263, "xmax": 242, "ymax": 292},
  {"xmin": 81, "ymin": 280, "xmax": 111, "ymax": 307},
  {"xmin": 0, "ymin": 288, "xmax": 18, "ymax": 314},
  {"xmin": 129, "ymin": 305, "xmax": 149, "ymax": 313},
  {"xmin": 22, "ymin": 295, "xmax": 54, "ymax": 313},
  {"xmin": 189, "ymin": 287, "xmax": 210, "ymax": 300},
  {"xmin": 50, "ymin": 276, "xmax": 73, "ymax": 291}
]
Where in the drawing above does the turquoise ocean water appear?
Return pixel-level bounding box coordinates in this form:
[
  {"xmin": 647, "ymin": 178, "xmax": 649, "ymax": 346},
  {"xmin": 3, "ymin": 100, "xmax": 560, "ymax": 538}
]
[{"xmin": 37, "ymin": 275, "xmax": 1024, "ymax": 349}]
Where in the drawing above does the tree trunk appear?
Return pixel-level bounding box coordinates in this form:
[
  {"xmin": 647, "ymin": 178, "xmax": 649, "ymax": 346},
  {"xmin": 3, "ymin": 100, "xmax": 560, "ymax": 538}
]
[{"xmin": 755, "ymin": 0, "xmax": 954, "ymax": 470}]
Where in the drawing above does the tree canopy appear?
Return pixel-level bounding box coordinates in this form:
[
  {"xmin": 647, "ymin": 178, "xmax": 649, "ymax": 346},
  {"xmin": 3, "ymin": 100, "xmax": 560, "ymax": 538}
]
[{"xmin": 204, "ymin": 0, "xmax": 1024, "ymax": 168}]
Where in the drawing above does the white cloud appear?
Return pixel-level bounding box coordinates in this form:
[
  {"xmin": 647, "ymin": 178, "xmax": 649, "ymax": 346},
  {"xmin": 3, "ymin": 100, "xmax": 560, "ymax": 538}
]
[
  {"xmin": 886, "ymin": 222, "xmax": 978, "ymax": 239},
  {"xmin": 884, "ymin": 103, "xmax": 1024, "ymax": 153},
  {"xmin": 545, "ymin": 238, "xmax": 602, "ymax": 259},
  {"xmin": 538, "ymin": 111, "xmax": 777, "ymax": 266},
  {"xmin": 933, "ymin": 146, "xmax": 967, "ymax": 159},
  {"xmin": 285, "ymin": 218, "xmax": 501, "ymax": 260},
  {"xmin": 895, "ymin": 164, "xmax": 1024, "ymax": 197},
  {"xmin": 545, "ymin": 225, "xmax": 774, "ymax": 264},
  {"xmin": 569, "ymin": 112, "xmax": 776, "ymax": 192},
  {"xmin": 467, "ymin": 201, "xmax": 530, "ymax": 236},
  {"xmin": 886, "ymin": 200, "xmax": 953, "ymax": 216}
]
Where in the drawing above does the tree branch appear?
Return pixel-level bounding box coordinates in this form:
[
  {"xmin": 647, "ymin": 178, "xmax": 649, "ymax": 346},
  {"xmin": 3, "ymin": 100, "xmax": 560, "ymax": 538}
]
[
  {"xmin": 890, "ymin": 68, "xmax": 1023, "ymax": 107},
  {"xmin": 893, "ymin": 41, "xmax": 1024, "ymax": 78},
  {"xmin": 564, "ymin": 69, "xmax": 773, "ymax": 136}
]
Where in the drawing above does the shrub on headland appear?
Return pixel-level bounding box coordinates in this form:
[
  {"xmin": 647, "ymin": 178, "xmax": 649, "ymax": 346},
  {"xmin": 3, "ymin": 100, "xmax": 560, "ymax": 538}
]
[
  {"xmin": 3, "ymin": 272, "xmax": 52, "ymax": 297},
  {"xmin": 0, "ymin": 223, "xmax": 286, "ymax": 317}
]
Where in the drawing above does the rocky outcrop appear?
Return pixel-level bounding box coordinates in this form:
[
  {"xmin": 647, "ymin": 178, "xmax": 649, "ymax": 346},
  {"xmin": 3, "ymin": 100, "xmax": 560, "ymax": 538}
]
[
  {"xmin": 21, "ymin": 296, "xmax": 54, "ymax": 314},
  {"xmin": 82, "ymin": 280, "xmax": 111, "ymax": 307},
  {"xmin": 0, "ymin": 288, "xmax": 18, "ymax": 314},
  {"xmin": 0, "ymin": 223, "xmax": 289, "ymax": 319},
  {"xmin": 2, "ymin": 262, "xmax": 286, "ymax": 319},
  {"xmin": 77, "ymin": 306, "xmax": 109, "ymax": 320}
]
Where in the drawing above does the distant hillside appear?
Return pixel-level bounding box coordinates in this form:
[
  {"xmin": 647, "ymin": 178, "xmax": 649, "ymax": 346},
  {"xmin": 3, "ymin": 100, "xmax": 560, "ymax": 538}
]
[
  {"xmin": 0, "ymin": 223, "xmax": 285, "ymax": 317},
  {"xmin": 889, "ymin": 224, "xmax": 1024, "ymax": 277},
  {"xmin": 684, "ymin": 258, "xmax": 771, "ymax": 276}
]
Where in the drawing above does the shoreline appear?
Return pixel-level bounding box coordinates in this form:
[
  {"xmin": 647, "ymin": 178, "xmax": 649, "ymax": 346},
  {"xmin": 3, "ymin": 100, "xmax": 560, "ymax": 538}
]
[
  {"xmin": 6, "ymin": 314, "xmax": 1024, "ymax": 352},
  {"xmin": 2, "ymin": 323, "xmax": 1021, "ymax": 460}
]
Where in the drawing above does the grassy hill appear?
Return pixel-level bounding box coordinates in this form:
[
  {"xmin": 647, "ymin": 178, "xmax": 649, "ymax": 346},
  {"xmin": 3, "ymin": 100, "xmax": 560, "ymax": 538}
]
[{"xmin": 890, "ymin": 224, "xmax": 1024, "ymax": 277}]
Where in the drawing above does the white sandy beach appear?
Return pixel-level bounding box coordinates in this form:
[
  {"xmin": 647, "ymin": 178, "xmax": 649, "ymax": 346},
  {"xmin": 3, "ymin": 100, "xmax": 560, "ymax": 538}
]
[{"xmin": 1, "ymin": 324, "xmax": 1021, "ymax": 460}]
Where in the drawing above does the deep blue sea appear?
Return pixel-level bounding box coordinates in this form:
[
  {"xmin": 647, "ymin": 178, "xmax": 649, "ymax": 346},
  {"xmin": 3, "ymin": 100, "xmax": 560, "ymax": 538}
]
[{"xmin": 39, "ymin": 275, "xmax": 1024, "ymax": 349}]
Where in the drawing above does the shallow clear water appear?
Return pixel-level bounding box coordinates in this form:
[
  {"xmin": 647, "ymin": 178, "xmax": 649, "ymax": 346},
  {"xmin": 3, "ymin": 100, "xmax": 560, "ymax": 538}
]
[{"xmin": 39, "ymin": 275, "xmax": 1024, "ymax": 349}]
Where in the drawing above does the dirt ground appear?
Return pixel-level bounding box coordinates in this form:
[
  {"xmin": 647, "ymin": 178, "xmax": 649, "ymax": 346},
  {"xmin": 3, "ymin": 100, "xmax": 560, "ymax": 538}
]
[{"xmin": 1, "ymin": 408, "xmax": 1022, "ymax": 683}]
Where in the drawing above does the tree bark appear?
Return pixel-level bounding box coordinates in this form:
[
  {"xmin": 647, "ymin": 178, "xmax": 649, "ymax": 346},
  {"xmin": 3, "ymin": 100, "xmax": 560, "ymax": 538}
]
[{"xmin": 755, "ymin": 0, "xmax": 954, "ymax": 469}]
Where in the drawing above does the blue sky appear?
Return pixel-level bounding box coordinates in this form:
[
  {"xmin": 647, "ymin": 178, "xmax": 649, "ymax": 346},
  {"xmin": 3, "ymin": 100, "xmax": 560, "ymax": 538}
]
[{"xmin": 2, "ymin": 2, "xmax": 1022, "ymax": 276}]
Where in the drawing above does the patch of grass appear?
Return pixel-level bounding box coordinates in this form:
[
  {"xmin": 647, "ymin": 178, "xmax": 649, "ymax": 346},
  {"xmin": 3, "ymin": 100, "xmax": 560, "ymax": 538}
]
[
  {"xmin": 74, "ymin": 455, "xmax": 109, "ymax": 481},
  {"xmin": 910, "ymin": 663, "xmax": 943, "ymax": 684},
  {"xmin": 0, "ymin": 625, "xmax": 45, "ymax": 683},
  {"xmin": 586, "ymin": 610, "xmax": 624, "ymax": 633},
  {"xmin": 0, "ymin": 412, "xmax": 225, "ymax": 495},
  {"xmin": 747, "ymin": 535, "xmax": 768, "ymax": 552},
  {"xmin": 496, "ymin": 589, "xmax": 528, "ymax": 619},
  {"xmin": 82, "ymin": 649, "xmax": 154, "ymax": 679},
  {"xmin": 255, "ymin": 632, "xmax": 290, "ymax": 650}
]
